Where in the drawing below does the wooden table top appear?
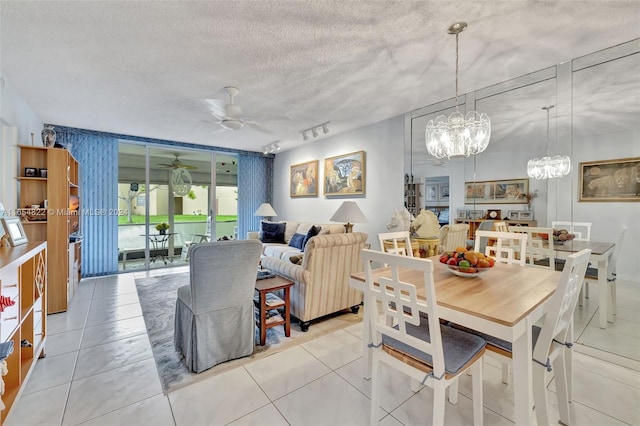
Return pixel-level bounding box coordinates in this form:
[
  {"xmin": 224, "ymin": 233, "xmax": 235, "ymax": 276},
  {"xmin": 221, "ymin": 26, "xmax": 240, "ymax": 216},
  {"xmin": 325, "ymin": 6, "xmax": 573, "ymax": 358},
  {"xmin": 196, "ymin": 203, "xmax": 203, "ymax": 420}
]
[
  {"xmin": 351, "ymin": 256, "xmax": 560, "ymax": 327},
  {"xmin": 255, "ymin": 274, "xmax": 294, "ymax": 292}
]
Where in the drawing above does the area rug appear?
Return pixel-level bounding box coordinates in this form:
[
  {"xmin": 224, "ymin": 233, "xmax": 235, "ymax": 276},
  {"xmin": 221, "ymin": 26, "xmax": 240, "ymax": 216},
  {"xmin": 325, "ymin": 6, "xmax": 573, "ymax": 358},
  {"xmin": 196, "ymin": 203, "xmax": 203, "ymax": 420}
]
[{"xmin": 135, "ymin": 272, "xmax": 362, "ymax": 394}]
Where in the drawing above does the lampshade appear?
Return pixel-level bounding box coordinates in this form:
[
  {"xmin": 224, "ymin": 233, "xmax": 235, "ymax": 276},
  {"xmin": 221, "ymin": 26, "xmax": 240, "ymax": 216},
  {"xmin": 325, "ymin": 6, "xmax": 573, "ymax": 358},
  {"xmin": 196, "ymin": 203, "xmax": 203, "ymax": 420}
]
[
  {"xmin": 330, "ymin": 201, "xmax": 368, "ymax": 233},
  {"xmin": 425, "ymin": 22, "xmax": 491, "ymax": 159},
  {"xmin": 527, "ymin": 105, "xmax": 571, "ymax": 179},
  {"xmin": 254, "ymin": 203, "xmax": 277, "ymax": 217}
]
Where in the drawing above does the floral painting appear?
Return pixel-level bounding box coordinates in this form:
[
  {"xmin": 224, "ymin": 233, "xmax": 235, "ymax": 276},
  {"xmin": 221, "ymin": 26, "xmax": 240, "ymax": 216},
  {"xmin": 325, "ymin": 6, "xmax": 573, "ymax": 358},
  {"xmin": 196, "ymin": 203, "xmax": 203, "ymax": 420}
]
[
  {"xmin": 324, "ymin": 151, "xmax": 366, "ymax": 196},
  {"xmin": 290, "ymin": 160, "xmax": 318, "ymax": 197}
]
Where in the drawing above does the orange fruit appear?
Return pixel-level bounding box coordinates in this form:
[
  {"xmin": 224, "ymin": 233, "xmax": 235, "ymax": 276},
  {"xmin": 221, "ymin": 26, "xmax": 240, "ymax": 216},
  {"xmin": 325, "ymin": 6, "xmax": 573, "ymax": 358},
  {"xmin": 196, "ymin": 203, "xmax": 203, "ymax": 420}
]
[
  {"xmin": 455, "ymin": 247, "xmax": 467, "ymax": 253},
  {"xmin": 464, "ymin": 252, "xmax": 479, "ymax": 266},
  {"xmin": 477, "ymin": 259, "xmax": 490, "ymax": 268}
]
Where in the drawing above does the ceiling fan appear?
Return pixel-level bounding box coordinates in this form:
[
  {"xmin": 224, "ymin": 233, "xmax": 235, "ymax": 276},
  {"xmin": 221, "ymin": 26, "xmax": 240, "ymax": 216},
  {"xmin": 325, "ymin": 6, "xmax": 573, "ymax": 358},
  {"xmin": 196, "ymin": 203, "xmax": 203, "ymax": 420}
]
[
  {"xmin": 157, "ymin": 154, "xmax": 198, "ymax": 170},
  {"xmin": 157, "ymin": 154, "xmax": 196, "ymax": 196},
  {"xmin": 204, "ymin": 86, "xmax": 271, "ymax": 133}
]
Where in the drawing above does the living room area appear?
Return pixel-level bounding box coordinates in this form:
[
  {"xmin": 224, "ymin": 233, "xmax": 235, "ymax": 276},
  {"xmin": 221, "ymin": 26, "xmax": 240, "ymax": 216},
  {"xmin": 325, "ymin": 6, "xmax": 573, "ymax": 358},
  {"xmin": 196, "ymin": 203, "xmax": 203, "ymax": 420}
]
[{"xmin": 1, "ymin": 2, "xmax": 639, "ymax": 425}]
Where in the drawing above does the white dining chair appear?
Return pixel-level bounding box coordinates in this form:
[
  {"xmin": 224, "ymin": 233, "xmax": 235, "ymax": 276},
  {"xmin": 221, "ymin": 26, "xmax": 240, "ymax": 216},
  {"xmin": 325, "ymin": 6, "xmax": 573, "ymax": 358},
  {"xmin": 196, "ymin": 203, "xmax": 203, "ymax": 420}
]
[
  {"xmin": 551, "ymin": 221, "xmax": 592, "ymax": 241},
  {"xmin": 584, "ymin": 227, "xmax": 625, "ymax": 327},
  {"xmin": 493, "ymin": 221, "xmax": 508, "ymax": 232},
  {"xmin": 378, "ymin": 231, "xmax": 413, "ymax": 257},
  {"xmin": 474, "ymin": 230, "xmax": 527, "ymax": 266},
  {"xmin": 508, "ymin": 226, "xmax": 556, "ymax": 270},
  {"xmin": 362, "ymin": 249, "xmax": 486, "ymax": 426},
  {"xmin": 452, "ymin": 249, "xmax": 591, "ymax": 425}
]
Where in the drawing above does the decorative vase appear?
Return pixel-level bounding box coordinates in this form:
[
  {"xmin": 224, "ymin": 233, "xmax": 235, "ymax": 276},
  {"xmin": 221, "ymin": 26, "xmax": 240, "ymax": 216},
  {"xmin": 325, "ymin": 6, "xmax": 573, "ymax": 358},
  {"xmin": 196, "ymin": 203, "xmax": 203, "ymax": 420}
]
[
  {"xmin": 41, "ymin": 125, "xmax": 56, "ymax": 148},
  {"xmin": 159, "ymin": 229, "xmax": 166, "ymax": 235}
]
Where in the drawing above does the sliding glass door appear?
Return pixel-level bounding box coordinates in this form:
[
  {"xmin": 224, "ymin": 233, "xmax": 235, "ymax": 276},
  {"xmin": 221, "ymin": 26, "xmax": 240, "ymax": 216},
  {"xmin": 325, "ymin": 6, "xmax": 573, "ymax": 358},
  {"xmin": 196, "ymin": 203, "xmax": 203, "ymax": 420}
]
[{"xmin": 117, "ymin": 143, "xmax": 237, "ymax": 272}]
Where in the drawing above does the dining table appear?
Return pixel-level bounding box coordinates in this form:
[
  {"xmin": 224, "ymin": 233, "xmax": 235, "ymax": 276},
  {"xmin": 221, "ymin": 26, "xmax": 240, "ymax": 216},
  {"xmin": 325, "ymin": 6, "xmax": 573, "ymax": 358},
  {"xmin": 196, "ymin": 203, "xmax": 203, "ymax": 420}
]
[
  {"xmin": 554, "ymin": 240, "xmax": 615, "ymax": 329},
  {"xmin": 350, "ymin": 256, "xmax": 561, "ymax": 426}
]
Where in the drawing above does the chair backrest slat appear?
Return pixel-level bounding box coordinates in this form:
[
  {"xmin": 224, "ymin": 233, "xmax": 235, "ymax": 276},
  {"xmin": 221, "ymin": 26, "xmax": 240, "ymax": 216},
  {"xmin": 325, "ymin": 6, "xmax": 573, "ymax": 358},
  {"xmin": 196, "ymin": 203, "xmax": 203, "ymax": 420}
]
[
  {"xmin": 533, "ymin": 249, "xmax": 591, "ymax": 363},
  {"xmin": 378, "ymin": 231, "xmax": 414, "ymax": 257},
  {"xmin": 474, "ymin": 230, "xmax": 527, "ymax": 266},
  {"xmin": 362, "ymin": 249, "xmax": 445, "ymax": 376},
  {"xmin": 508, "ymin": 226, "xmax": 556, "ymax": 269}
]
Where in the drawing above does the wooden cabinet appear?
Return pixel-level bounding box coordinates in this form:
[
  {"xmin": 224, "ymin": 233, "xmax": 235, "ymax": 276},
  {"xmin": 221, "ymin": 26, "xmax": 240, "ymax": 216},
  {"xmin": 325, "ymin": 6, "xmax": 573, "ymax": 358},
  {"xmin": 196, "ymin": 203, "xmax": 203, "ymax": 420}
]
[
  {"xmin": 404, "ymin": 182, "xmax": 423, "ymax": 217},
  {"xmin": 17, "ymin": 146, "xmax": 80, "ymax": 313},
  {"xmin": 0, "ymin": 242, "xmax": 47, "ymax": 424},
  {"xmin": 455, "ymin": 219, "xmax": 538, "ymax": 240}
]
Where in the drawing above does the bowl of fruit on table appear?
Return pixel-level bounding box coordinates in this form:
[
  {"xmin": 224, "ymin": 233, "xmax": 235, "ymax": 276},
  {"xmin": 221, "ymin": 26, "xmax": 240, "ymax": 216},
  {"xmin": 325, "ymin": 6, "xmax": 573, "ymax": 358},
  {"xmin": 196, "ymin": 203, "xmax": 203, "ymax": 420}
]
[
  {"xmin": 539, "ymin": 229, "xmax": 575, "ymax": 245},
  {"xmin": 439, "ymin": 248, "xmax": 495, "ymax": 277}
]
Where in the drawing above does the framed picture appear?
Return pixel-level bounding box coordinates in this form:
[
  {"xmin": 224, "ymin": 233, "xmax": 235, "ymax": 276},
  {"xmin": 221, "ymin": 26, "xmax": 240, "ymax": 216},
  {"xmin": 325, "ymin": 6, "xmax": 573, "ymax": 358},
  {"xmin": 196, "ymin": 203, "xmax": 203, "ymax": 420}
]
[
  {"xmin": 439, "ymin": 184, "xmax": 450, "ymax": 201},
  {"xmin": 456, "ymin": 209, "xmax": 467, "ymax": 219},
  {"xmin": 1, "ymin": 217, "xmax": 28, "ymax": 246},
  {"xmin": 290, "ymin": 160, "xmax": 318, "ymax": 197},
  {"xmin": 508, "ymin": 210, "xmax": 520, "ymax": 220},
  {"xmin": 465, "ymin": 178, "xmax": 529, "ymax": 204},
  {"xmin": 39, "ymin": 168, "xmax": 48, "ymax": 178},
  {"xmin": 425, "ymin": 184, "xmax": 438, "ymax": 201},
  {"xmin": 24, "ymin": 167, "xmax": 37, "ymax": 177},
  {"xmin": 579, "ymin": 157, "xmax": 640, "ymax": 202},
  {"xmin": 518, "ymin": 211, "xmax": 533, "ymax": 220},
  {"xmin": 468, "ymin": 210, "xmax": 484, "ymax": 220},
  {"xmin": 324, "ymin": 150, "xmax": 365, "ymax": 196}
]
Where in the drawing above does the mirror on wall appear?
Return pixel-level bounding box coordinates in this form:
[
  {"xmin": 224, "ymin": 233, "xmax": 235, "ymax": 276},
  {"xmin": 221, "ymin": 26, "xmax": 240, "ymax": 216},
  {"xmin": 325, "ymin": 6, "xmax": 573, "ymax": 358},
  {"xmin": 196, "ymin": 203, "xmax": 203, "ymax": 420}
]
[{"xmin": 406, "ymin": 40, "xmax": 640, "ymax": 364}]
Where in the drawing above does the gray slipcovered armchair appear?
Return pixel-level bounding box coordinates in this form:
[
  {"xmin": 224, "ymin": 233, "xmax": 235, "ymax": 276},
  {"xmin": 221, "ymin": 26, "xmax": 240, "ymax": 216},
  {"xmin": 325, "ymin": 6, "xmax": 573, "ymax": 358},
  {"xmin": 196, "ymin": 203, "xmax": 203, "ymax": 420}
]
[{"xmin": 174, "ymin": 240, "xmax": 262, "ymax": 373}]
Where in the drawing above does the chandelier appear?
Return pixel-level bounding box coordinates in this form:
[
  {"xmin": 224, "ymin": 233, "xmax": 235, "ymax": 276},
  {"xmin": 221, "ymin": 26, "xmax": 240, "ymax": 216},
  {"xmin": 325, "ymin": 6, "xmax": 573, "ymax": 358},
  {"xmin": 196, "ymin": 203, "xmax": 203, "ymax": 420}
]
[
  {"xmin": 527, "ymin": 105, "xmax": 571, "ymax": 179},
  {"xmin": 426, "ymin": 22, "xmax": 491, "ymax": 159},
  {"xmin": 171, "ymin": 168, "xmax": 192, "ymax": 196}
]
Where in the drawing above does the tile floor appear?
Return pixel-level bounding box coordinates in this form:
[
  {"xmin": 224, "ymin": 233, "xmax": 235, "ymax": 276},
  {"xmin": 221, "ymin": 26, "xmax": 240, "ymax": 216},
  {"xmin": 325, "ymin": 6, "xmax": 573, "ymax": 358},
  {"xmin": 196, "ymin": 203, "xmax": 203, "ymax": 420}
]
[{"xmin": 5, "ymin": 268, "xmax": 640, "ymax": 426}]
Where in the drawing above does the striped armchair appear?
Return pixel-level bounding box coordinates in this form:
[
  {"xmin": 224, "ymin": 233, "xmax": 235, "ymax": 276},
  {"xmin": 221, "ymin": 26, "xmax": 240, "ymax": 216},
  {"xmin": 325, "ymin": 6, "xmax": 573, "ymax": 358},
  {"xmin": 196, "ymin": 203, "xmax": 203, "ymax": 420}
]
[{"xmin": 260, "ymin": 232, "xmax": 368, "ymax": 331}]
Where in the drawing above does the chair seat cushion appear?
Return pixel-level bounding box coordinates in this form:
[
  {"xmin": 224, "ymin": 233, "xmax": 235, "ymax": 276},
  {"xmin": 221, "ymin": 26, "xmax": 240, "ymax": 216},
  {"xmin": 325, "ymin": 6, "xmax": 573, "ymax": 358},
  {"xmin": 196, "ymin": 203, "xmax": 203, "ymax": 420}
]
[
  {"xmin": 263, "ymin": 244, "xmax": 302, "ymax": 260},
  {"xmin": 449, "ymin": 323, "xmax": 542, "ymax": 354},
  {"xmin": 382, "ymin": 321, "xmax": 485, "ymax": 376}
]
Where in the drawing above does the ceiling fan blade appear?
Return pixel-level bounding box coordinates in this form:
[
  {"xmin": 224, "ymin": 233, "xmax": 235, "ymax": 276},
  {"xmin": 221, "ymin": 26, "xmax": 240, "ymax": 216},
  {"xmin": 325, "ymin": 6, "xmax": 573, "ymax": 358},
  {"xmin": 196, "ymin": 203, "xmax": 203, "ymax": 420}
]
[
  {"xmin": 203, "ymin": 99, "xmax": 226, "ymax": 119},
  {"xmin": 244, "ymin": 120, "xmax": 273, "ymax": 134},
  {"xmin": 157, "ymin": 163, "xmax": 175, "ymax": 168},
  {"xmin": 182, "ymin": 165, "xmax": 198, "ymax": 170}
]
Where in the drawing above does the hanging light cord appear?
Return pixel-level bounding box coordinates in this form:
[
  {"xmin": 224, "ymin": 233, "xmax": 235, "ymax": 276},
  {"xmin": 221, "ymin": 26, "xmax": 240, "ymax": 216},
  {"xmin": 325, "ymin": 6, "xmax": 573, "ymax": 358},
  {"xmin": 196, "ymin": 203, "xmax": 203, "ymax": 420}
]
[
  {"xmin": 545, "ymin": 107, "xmax": 550, "ymax": 156},
  {"xmin": 454, "ymin": 32, "xmax": 459, "ymax": 110}
]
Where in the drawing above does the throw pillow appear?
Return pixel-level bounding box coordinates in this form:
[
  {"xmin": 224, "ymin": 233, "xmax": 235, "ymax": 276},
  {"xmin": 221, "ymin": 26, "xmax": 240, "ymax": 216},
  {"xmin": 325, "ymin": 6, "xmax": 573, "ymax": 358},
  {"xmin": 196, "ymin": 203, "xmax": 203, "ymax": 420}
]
[
  {"xmin": 288, "ymin": 233, "xmax": 305, "ymax": 250},
  {"xmin": 302, "ymin": 225, "xmax": 321, "ymax": 250},
  {"xmin": 259, "ymin": 221, "xmax": 286, "ymax": 243}
]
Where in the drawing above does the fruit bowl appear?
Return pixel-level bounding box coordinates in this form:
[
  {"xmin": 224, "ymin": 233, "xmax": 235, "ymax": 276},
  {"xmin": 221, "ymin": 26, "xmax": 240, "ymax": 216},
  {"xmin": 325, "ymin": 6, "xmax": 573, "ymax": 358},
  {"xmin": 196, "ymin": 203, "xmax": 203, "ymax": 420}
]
[
  {"xmin": 445, "ymin": 265, "xmax": 492, "ymax": 278},
  {"xmin": 439, "ymin": 248, "xmax": 495, "ymax": 278}
]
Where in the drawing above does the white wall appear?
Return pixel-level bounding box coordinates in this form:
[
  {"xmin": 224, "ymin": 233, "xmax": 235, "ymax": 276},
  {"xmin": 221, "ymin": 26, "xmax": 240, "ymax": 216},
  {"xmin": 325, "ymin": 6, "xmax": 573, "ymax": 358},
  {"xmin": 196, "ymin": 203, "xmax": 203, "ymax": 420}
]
[
  {"xmin": 0, "ymin": 73, "xmax": 44, "ymax": 210},
  {"xmin": 273, "ymin": 115, "xmax": 404, "ymax": 250}
]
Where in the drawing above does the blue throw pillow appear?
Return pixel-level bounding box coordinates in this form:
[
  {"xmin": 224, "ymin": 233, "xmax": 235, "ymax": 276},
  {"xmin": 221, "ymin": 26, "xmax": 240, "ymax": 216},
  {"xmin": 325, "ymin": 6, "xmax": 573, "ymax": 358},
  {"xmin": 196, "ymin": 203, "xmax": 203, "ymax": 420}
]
[
  {"xmin": 259, "ymin": 222, "xmax": 286, "ymax": 243},
  {"xmin": 289, "ymin": 233, "xmax": 305, "ymax": 250},
  {"xmin": 302, "ymin": 225, "xmax": 321, "ymax": 250}
]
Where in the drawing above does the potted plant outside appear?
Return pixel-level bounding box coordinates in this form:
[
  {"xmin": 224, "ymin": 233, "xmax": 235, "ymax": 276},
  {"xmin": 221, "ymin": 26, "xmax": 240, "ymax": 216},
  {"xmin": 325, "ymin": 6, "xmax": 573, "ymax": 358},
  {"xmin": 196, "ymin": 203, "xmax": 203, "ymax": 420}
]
[{"xmin": 156, "ymin": 222, "xmax": 169, "ymax": 235}]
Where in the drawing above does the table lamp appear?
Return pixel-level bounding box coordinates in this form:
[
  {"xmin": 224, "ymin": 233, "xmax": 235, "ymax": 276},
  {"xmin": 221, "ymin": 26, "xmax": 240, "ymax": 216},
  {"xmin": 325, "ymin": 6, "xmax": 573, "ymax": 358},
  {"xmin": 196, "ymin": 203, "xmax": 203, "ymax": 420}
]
[
  {"xmin": 254, "ymin": 203, "xmax": 277, "ymax": 222},
  {"xmin": 330, "ymin": 201, "xmax": 368, "ymax": 233}
]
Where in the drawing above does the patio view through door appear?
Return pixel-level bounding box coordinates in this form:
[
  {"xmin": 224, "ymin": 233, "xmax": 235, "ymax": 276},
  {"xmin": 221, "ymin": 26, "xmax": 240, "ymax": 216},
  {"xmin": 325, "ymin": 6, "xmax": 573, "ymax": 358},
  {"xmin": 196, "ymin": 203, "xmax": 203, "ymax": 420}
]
[{"xmin": 117, "ymin": 143, "xmax": 237, "ymax": 272}]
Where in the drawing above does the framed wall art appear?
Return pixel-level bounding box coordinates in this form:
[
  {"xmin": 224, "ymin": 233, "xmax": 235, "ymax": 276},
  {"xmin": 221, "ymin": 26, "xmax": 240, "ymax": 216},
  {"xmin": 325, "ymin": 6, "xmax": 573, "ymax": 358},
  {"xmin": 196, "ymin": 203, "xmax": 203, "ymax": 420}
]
[
  {"xmin": 439, "ymin": 184, "xmax": 450, "ymax": 201},
  {"xmin": 1, "ymin": 217, "xmax": 28, "ymax": 246},
  {"xmin": 425, "ymin": 184, "xmax": 438, "ymax": 201},
  {"xmin": 290, "ymin": 160, "xmax": 318, "ymax": 197},
  {"xmin": 579, "ymin": 157, "xmax": 640, "ymax": 202},
  {"xmin": 324, "ymin": 150, "xmax": 365, "ymax": 196},
  {"xmin": 465, "ymin": 178, "xmax": 529, "ymax": 204}
]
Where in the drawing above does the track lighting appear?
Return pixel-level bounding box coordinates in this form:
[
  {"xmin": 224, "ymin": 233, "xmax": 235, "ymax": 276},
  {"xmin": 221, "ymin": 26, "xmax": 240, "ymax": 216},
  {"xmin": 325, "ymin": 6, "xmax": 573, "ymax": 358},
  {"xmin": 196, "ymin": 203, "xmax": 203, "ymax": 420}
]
[
  {"xmin": 300, "ymin": 121, "xmax": 330, "ymax": 141},
  {"xmin": 262, "ymin": 142, "xmax": 281, "ymax": 155}
]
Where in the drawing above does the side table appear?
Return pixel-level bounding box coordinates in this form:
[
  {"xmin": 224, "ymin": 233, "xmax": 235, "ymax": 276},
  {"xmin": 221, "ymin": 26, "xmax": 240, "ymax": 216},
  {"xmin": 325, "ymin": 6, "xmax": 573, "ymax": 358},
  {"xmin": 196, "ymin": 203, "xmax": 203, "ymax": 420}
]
[{"xmin": 254, "ymin": 275, "xmax": 294, "ymax": 346}]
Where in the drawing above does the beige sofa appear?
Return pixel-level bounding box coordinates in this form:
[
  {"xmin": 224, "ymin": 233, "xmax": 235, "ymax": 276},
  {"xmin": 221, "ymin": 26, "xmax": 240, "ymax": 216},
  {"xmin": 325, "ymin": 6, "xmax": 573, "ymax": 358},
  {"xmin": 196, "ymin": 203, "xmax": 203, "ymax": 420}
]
[{"xmin": 253, "ymin": 227, "xmax": 368, "ymax": 332}]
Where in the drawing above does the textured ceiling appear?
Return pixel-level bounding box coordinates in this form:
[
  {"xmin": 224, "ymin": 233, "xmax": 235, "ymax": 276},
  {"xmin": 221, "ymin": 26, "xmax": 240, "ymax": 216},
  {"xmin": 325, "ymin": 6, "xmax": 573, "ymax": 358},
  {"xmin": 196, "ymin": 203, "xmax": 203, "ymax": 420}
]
[{"xmin": 2, "ymin": 1, "xmax": 639, "ymax": 154}]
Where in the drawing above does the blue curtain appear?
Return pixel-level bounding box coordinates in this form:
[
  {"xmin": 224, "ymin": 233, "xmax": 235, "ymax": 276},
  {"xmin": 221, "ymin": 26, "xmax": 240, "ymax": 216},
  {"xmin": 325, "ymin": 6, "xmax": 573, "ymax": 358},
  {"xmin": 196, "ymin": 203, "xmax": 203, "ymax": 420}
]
[
  {"xmin": 56, "ymin": 131, "xmax": 119, "ymax": 276},
  {"xmin": 53, "ymin": 125, "xmax": 274, "ymax": 275},
  {"xmin": 237, "ymin": 154, "xmax": 273, "ymax": 239}
]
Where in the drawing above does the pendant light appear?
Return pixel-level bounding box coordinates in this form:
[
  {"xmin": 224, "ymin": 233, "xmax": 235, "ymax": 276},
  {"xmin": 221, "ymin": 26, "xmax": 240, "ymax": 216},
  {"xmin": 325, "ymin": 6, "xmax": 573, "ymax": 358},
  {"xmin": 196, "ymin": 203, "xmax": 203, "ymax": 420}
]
[
  {"xmin": 527, "ymin": 105, "xmax": 571, "ymax": 179},
  {"xmin": 426, "ymin": 22, "xmax": 491, "ymax": 159}
]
